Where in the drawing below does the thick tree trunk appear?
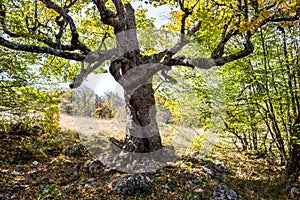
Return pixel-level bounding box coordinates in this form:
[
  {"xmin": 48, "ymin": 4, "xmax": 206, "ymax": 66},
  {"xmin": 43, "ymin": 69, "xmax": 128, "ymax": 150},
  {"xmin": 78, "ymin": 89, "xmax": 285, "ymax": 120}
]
[
  {"xmin": 123, "ymin": 83, "xmax": 162, "ymax": 153},
  {"xmin": 106, "ymin": 2, "xmax": 164, "ymax": 153}
]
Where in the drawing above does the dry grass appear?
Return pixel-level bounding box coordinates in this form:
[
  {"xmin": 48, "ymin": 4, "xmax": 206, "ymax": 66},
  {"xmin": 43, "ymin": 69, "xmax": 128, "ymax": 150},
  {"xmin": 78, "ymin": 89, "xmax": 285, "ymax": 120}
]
[
  {"xmin": 59, "ymin": 114, "xmax": 208, "ymax": 157},
  {"xmin": 0, "ymin": 114, "xmax": 298, "ymax": 199}
]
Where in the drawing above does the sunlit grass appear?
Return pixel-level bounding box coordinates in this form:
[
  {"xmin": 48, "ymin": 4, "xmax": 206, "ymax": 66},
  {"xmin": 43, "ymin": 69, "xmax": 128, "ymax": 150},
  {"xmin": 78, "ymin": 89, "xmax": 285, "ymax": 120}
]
[{"xmin": 0, "ymin": 114, "xmax": 297, "ymax": 199}]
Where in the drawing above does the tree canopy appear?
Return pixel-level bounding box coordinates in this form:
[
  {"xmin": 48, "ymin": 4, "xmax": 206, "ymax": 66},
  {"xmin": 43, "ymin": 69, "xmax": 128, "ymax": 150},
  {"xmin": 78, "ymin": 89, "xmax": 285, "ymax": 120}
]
[{"xmin": 1, "ymin": 0, "xmax": 298, "ymax": 88}]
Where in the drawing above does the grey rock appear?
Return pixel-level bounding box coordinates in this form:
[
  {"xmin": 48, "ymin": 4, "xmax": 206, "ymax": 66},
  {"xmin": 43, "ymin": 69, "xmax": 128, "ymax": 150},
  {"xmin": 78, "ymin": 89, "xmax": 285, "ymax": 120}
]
[
  {"xmin": 88, "ymin": 160, "xmax": 104, "ymax": 175},
  {"xmin": 114, "ymin": 174, "xmax": 151, "ymax": 195},
  {"xmin": 210, "ymin": 183, "xmax": 243, "ymax": 200},
  {"xmin": 214, "ymin": 160, "xmax": 230, "ymax": 173},
  {"xmin": 14, "ymin": 165, "xmax": 23, "ymax": 172},
  {"xmin": 202, "ymin": 166, "xmax": 217, "ymax": 179},
  {"xmin": 64, "ymin": 143, "xmax": 85, "ymax": 157},
  {"xmin": 87, "ymin": 178, "xmax": 95, "ymax": 184}
]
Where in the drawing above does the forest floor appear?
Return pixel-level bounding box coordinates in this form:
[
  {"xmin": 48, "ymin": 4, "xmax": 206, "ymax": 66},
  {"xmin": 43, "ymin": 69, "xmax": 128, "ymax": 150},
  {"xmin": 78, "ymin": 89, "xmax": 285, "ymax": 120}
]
[{"xmin": 0, "ymin": 114, "xmax": 299, "ymax": 199}]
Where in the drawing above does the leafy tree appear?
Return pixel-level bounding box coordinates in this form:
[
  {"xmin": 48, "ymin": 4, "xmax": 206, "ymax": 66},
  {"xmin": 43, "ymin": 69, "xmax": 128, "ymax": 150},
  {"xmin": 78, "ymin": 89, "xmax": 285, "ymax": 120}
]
[
  {"xmin": 0, "ymin": 0, "xmax": 298, "ymax": 158},
  {"xmin": 94, "ymin": 91, "xmax": 124, "ymax": 119},
  {"xmin": 0, "ymin": 49, "xmax": 60, "ymax": 133},
  {"xmin": 220, "ymin": 23, "xmax": 300, "ymax": 180},
  {"xmin": 60, "ymin": 86, "xmax": 95, "ymax": 117}
]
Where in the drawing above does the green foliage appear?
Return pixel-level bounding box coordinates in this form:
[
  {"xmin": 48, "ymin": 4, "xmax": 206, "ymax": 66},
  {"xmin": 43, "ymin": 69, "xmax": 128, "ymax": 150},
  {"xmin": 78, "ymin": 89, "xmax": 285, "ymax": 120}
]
[
  {"xmin": 155, "ymin": 67, "xmax": 223, "ymax": 128},
  {"xmin": 191, "ymin": 133, "xmax": 207, "ymax": 150},
  {"xmin": 220, "ymin": 24, "xmax": 300, "ymax": 175},
  {"xmin": 0, "ymin": 50, "xmax": 60, "ymax": 134},
  {"xmin": 0, "ymin": 0, "xmax": 299, "ymax": 179},
  {"xmin": 59, "ymin": 86, "xmax": 95, "ymax": 117},
  {"xmin": 95, "ymin": 92, "xmax": 125, "ymax": 119}
]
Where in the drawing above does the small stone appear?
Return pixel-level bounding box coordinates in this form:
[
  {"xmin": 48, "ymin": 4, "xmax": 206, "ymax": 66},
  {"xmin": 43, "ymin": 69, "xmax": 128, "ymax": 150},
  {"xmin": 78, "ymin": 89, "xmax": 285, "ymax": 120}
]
[
  {"xmin": 167, "ymin": 178, "xmax": 173, "ymax": 183},
  {"xmin": 14, "ymin": 165, "xmax": 23, "ymax": 172},
  {"xmin": 194, "ymin": 188, "xmax": 204, "ymax": 193},
  {"xmin": 192, "ymin": 195, "xmax": 201, "ymax": 200},
  {"xmin": 185, "ymin": 181, "xmax": 196, "ymax": 188},
  {"xmin": 87, "ymin": 178, "xmax": 95, "ymax": 183},
  {"xmin": 202, "ymin": 166, "xmax": 217, "ymax": 179},
  {"xmin": 19, "ymin": 177, "xmax": 27, "ymax": 182},
  {"xmin": 210, "ymin": 183, "xmax": 243, "ymax": 200},
  {"xmin": 32, "ymin": 161, "xmax": 39, "ymax": 166},
  {"xmin": 88, "ymin": 160, "xmax": 104, "ymax": 175},
  {"xmin": 1, "ymin": 169, "xmax": 8, "ymax": 173},
  {"xmin": 64, "ymin": 143, "xmax": 85, "ymax": 157},
  {"xmin": 214, "ymin": 160, "xmax": 230, "ymax": 173},
  {"xmin": 11, "ymin": 170, "xmax": 20, "ymax": 176}
]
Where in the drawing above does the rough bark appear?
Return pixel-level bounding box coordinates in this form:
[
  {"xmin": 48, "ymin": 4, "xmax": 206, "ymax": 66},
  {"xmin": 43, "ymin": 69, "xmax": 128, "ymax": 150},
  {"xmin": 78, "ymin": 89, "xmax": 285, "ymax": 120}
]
[
  {"xmin": 286, "ymin": 116, "xmax": 300, "ymax": 181},
  {"xmin": 105, "ymin": 2, "xmax": 163, "ymax": 153},
  {"xmin": 123, "ymin": 83, "xmax": 162, "ymax": 152}
]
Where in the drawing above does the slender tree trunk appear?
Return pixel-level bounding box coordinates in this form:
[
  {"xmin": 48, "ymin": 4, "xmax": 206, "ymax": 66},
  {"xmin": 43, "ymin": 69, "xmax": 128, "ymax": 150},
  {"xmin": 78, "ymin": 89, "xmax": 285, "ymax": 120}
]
[{"xmin": 286, "ymin": 115, "xmax": 300, "ymax": 181}]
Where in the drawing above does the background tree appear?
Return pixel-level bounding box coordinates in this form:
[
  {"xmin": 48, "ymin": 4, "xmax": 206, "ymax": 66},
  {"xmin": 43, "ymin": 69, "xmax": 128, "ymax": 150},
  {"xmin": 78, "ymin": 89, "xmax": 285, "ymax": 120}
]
[
  {"xmin": 220, "ymin": 24, "xmax": 300, "ymax": 181},
  {"xmin": 60, "ymin": 86, "xmax": 95, "ymax": 116},
  {"xmin": 0, "ymin": 49, "xmax": 60, "ymax": 134},
  {"xmin": 0, "ymin": 0, "xmax": 298, "ymax": 163}
]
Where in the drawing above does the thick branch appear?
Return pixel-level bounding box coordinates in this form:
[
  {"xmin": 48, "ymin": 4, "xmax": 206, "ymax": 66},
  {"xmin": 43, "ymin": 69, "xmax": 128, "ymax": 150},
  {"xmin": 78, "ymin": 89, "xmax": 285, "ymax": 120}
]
[
  {"xmin": 167, "ymin": 32, "xmax": 254, "ymax": 68},
  {"xmin": 151, "ymin": 19, "xmax": 201, "ymax": 64},
  {"xmin": 0, "ymin": 36, "xmax": 85, "ymax": 61},
  {"xmin": 93, "ymin": 0, "xmax": 120, "ymax": 27},
  {"xmin": 112, "ymin": 0, "xmax": 125, "ymax": 18},
  {"xmin": 70, "ymin": 48, "xmax": 119, "ymax": 88},
  {"xmin": 211, "ymin": 29, "xmax": 238, "ymax": 59},
  {"xmin": 166, "ymin": 56, "xmax": 215, "ymax": 69},
  {"xmin": 39, "ymin": 0, "xmax": 90, "ymax": 54}
]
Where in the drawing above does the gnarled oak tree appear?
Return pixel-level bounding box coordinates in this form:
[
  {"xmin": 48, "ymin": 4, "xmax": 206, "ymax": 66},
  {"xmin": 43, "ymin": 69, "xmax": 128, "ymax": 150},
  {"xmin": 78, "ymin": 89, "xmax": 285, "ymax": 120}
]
[{"xmin": 0, "ymin": 0, "xmax": 298, "ymax": 155}]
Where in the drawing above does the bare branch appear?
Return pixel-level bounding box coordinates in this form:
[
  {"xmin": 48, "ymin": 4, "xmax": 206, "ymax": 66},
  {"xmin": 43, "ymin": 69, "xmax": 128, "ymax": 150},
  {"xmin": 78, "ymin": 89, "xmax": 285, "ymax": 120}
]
[
  {"xmin": 0, "ymin": 36, "xmax": 85, "ymax": 61},
  {"xmin": 70, "ymin": 61, "xmax": 102, "ymax": 89},
  {"xmin": 70, "ymin": 48, "xmax": 120, "ymax": 88},
  {"xmin": 147, "ymin": 20, "xmax": 201, "ymax": 64},
  {"xmin": 39, "ymin": 0, "xmax": 90, "ymax": 54},
  {"xmin": 153, "ymin": 1, "xmax": 202, "ymax": 63}
]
